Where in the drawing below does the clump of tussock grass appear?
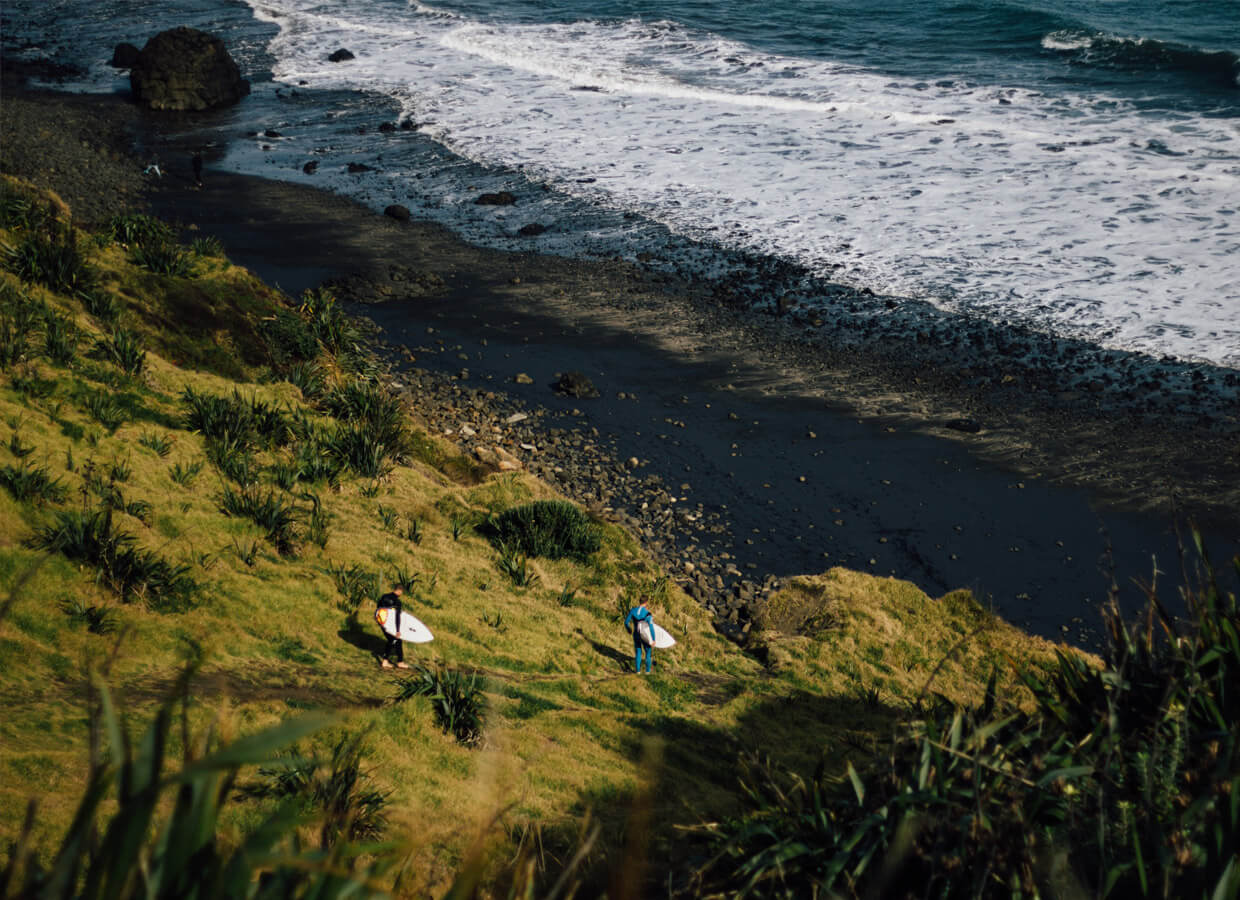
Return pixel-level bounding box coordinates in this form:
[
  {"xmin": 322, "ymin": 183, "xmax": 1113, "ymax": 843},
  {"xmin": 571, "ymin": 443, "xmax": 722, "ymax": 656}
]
[
  {"xmin": 0, "ymin": 460, "xmax": 67, "ymax": 506},
  {"xmin": 326, "ymin": 560, "xmax": 380, "ymax": 612},
  {"xmin": 59, "ymin": 596, "xmax": 119, "ymax": 635},
  {"xmin": 319, "ymin": 380, "xmax": 412, "ymax": 479},
  {"xmin": 168, "ymin": 458, "xmax": 203, "ymax": 488},
  {"xmin": 219, "ymin": 484, "xmax": 300, "ymax": 557},
  {"xmin": 82, "ymin": 390, "xmax": 128, "ymax": 432},
  {"xmin": 8, "ymin": 430, "xmax": 35, "ymax": 459},
  {"xmin": 181, "ymin": 386, "xmax": 290, "ymax": 450},
  {"xmin": 129, "ymin": 233, "xmax": 196, "ymax": 277},
  {"xmin": 189, "ymin": 235, "xmax": 225, "ymax": 258},
  {"xmin": 138, "ymin": 430, "xmax": 173, "ymax": 457},
  {"xmin": 259, "ymin": 308, "xmax": 320, "ymax": 372},
  {"xmin": 206, "ymin": 437, "xmax": 260, "ymax": 487},
  {"xmin": 2, "ymin": 218, "xmax": 95, "ymax": 297},
  {"xmin": 303, "ymin": 490, "xmax": 330, "ymax": 548},
  {"xmin": 393, "ymin": 665, "xmax": 486, "ymax": 746},
  {"xmin": 291, "ymin": 433, "xmax": 344, "ymax": 487},
  {"xmin": 283, "ymin": 360, "xmax": 326, "ymax": 399},
  {"xmin": 0, "ymin": 284, "xmax": 41, "ymax": 370},
  {"xmin": 481, "ymin": 499, "xmax": 601, "ymax": 562},
  {"xmin": 0, "ymin": 182, "xmax": 57, "ymax": 232},
  {"xmin": 28, "ymin": 506, "xmax": 197, "ymax": 610},
  {"xmin": 80, "ymin": 287, "xmax": 120, "ymax": 323},
  {"xmin": 299, "ymin": 287, "xmax": 365, "ymax": 361},
  {"xmin": 100, "ymin": 212, "xmax": 173, "ymax": 248},
  {"xmin": 496, "ymin": 543, "xmax": 539, "ymax": 588},
  {"xmin": 41, "ymin": 310, "xmax": 78, "ymax": 366},
  {"xmin": 326, "ymin": 423, "xmax": 402, "ymax": 479},
  {"xmin": 92, "ymin": 327, "xmax": 146, "ymax": 376}
]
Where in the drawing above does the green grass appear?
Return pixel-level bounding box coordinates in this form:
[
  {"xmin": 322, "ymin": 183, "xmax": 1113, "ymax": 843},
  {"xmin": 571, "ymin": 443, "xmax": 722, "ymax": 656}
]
[{"xmin": 0, "ymin": 178, "xmax": 1102, "ymax": 898}]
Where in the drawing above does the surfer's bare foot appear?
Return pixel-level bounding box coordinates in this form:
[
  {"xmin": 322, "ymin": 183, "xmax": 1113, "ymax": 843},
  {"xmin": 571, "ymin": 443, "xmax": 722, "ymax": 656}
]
[
  {"xmin": 379, "ymin": 658, "xmax": 394, "ymax": 669},
  {"xmin": 395, "ymin": 661, "xmax": 410, "ymax": 669}
]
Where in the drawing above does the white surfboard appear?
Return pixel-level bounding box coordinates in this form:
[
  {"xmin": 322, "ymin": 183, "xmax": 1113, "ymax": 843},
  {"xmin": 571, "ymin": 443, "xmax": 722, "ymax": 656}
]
[
  {"xmin": 375, "ymin": 606, "xmax": 433, "ymax": 643},
  {"xmin": 638, "ymin": 620, "xmax": 677, "ymax": 649}
]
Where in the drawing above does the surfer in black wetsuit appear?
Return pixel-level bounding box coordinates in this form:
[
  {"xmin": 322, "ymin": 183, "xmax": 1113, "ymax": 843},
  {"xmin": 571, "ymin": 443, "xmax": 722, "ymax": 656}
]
[{"xmin": 376, "ymin": 584, "xmax": 409, "ymax": 669}]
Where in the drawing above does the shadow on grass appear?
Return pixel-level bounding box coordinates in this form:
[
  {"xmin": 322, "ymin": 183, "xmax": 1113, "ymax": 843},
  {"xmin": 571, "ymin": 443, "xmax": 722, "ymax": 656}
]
[
  {"xmin": 543, "ymin": 689, "xmax": 901, "ymax": 898},
  {"xmin": 336, "ymin": 626, "xmax": 386, "ymax": 661},
  {"xmin": 576, "ymin": 628, "xmax": 634, "ymax": 673}
]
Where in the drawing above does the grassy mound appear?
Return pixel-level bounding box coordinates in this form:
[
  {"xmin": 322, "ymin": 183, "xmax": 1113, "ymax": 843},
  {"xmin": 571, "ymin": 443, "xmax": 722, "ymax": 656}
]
[{"xmin": 1, "ymin": 174, "xmax": 1164, "ymax": 897}]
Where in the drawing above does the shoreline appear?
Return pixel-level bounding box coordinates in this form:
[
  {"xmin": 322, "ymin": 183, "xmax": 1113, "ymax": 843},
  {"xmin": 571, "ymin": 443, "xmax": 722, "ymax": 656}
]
[{"xmin": 3, "ymin": 86, "xmax": 1237, "ymax": 645}]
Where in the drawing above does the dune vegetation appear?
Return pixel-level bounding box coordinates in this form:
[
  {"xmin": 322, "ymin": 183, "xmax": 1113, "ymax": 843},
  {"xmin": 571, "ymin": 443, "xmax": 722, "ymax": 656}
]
[{"xmin": 0, "ymin": 174, "xmax": 1234, "ymax": 898}]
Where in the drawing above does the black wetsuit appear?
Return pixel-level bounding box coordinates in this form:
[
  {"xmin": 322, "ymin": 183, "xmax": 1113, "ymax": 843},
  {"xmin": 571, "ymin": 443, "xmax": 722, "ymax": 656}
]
[{"xmin": 377, "ymin": 590, "xmax": 403, "ymax": 663}]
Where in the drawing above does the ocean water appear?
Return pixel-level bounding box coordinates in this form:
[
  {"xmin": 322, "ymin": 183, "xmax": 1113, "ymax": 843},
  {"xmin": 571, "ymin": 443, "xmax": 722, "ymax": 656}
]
[{"xmin": 5, "ymin": 0, "xmax": 1239, "ymax": 368}]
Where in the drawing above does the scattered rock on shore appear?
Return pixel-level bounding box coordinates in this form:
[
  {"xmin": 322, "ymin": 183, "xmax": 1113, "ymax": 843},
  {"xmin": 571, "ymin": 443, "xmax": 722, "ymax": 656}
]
[
  {"xmin": 328, "ymin": 48, "xmax": 354, "ymax": 62},
  {"xmin": 384, "ymin": 204, "xmax": 411, "ymax": 221},
  {"xmin": 476, "ymin": 191, "xmax": 517, "ymax": 206},
  {"xmin": 518, "ymin": 223, "xmax": 548, "ymax": 236},
  {"xmin": 129, "ymin": 27, "xmax": 250, "ymax": 111},
  {"xmin": 302, "ymin": 161, "xmax": 319, "ymax": 174},
  {"xmin": 553, "ymin": 371, "xmax": 600, "ymax": 399}
]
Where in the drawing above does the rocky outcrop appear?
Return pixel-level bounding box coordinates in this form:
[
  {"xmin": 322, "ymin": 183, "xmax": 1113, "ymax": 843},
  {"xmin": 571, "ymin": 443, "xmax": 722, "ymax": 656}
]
[
  {"xmin": 328, "ymin": 49, "xmax": 354, "ymax": 62},
  {"xmin": 129, "ymin": 28, "xmax": 249, "ymax": 111},
  {"xmin": 517, "ymin": 223, "xmax": 547, "ymax": 236},
  {"xmin": 384, "ymin": 204, "xmax": 411, "ymax": 221},
  {"xmin": 110, "ymin": 43, "xmax": 141, "ymax": 69}
]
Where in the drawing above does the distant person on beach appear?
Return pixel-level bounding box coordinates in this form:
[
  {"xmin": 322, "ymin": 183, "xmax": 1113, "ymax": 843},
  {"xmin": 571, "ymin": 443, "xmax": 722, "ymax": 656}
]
[
  {"xmin": 624, "ymin": 595, "xmax": 656, "ymax": 674},
  {"xmin": 376, "ymin": 583, "xmax": 409, "ymax": 669},
  {"xmin": 192, "ymin": 151, "xmax": 203, "ymax": 187}
]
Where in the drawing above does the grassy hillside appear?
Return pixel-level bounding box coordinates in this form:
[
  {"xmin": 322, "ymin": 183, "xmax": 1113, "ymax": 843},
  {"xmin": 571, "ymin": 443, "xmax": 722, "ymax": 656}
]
[{"xmin": 0, "ymin": 175, "xmax": 1085, "ymax": 896}]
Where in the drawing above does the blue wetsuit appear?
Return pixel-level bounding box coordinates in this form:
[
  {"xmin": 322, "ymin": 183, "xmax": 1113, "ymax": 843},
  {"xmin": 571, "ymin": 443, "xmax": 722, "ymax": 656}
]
[{"xmin": 624, "ymin": 605, "xmax": 655, "ymax": 673}]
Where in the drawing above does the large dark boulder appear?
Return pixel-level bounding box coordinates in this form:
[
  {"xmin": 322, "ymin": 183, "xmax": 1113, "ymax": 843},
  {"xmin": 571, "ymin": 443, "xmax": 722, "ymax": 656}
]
[
  {"xmin": 129, "ymin": 27, "xmax": 250, "ymax": 111},
  {"xmin": 110, "ymin": 43, "xmax": 141, "ymax": 68},
  {"xmin": 384, "ymin": 204, "xmax": 411, "ymax": 221},
  {"xmin": 328, "ymin": 48, "xmax": 355, "ymax": 62}
]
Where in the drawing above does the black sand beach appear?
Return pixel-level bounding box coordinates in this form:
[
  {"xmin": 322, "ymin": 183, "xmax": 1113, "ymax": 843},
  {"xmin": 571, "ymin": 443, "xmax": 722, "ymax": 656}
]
[{"xmin": 3, "ymin": 86, "xmax": 1237, "ymax": 646}]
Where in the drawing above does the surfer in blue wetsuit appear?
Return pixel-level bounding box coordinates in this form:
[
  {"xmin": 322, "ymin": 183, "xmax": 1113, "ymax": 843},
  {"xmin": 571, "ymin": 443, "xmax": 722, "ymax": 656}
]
[
  {"xmin": 376, "ymin": 584, "xmax": 409, "ymax": 670},
  {"xmin": 624, "ymin": 596, "xmax": 656, "ymax": 674}
]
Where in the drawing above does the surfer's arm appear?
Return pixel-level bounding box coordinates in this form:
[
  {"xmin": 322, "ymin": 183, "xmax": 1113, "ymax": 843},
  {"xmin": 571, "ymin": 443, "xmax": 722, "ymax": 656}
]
[{"xmin": 623, "ymin": 609, "xmax": 634, "ymax": 633}]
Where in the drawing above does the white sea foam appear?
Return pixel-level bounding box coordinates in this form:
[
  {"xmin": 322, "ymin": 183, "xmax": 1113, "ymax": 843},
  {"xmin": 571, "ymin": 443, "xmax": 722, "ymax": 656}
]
[{"xmin": 246, "ymin": 0, "xmax": 1240, "ymax": 367}]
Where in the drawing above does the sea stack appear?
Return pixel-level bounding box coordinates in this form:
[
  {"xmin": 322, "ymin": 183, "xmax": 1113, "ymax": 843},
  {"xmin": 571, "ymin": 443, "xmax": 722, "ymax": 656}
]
[{"xmin": 129, "ymin": 27, "xmax": 250, "ymax": 111}]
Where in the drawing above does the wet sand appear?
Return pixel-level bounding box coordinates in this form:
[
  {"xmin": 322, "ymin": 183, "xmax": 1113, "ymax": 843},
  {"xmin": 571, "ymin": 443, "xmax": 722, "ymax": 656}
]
[{"xmin": 3, "ymin": 87, "xmax": 1237, "ymax": 644}]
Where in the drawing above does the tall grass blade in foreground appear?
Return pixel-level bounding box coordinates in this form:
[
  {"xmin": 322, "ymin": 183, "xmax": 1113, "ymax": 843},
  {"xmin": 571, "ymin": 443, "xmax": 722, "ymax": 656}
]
[{"xmin": 0, "ymin": 658, "xmax": 391, "ymax": 898}]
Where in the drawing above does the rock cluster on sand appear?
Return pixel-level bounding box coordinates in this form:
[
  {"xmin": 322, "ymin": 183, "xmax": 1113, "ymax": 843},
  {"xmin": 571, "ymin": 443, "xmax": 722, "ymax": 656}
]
[{"xmin": 129, "ymin": 27, "xmax": 250, "ymax": 111}]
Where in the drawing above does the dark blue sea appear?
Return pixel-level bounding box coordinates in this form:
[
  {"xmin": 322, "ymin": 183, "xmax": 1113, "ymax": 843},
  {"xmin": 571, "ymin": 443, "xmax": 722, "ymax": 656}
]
[{"xmin": 5, "ymin": 0, "xmax": 1239, "ymax": 367}]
